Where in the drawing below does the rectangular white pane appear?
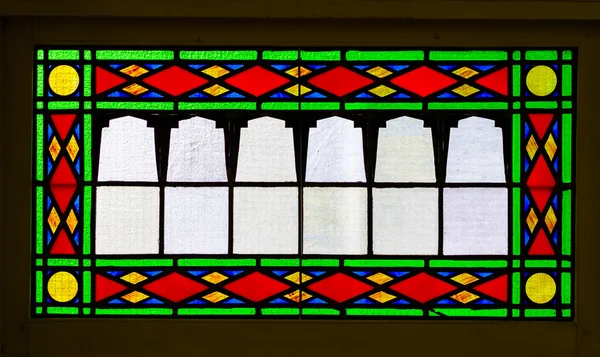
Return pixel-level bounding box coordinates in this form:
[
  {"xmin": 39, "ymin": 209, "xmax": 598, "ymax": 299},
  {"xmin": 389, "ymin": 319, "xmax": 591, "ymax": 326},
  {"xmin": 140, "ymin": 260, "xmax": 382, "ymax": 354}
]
[
  {"xmin": 373, "ymin": 188, "xmax": 438, "ymax": 255},
  {"xmin": 95, "ymin": 186, "xmax": 159, "ymax": 254},
  {"xmin": 233, "ymin": 187, "xmax": 298, "ymax": 254},
  {"xmin": 443, "ymin": 187, "xmax": 508, "ymax": 255},
  {"xmin": 303, "ymin": 187, "xmax": 367, "ymax": 255},
  {"xmin": 164, "ymin": 187, "xmax": 228, "ymax": 254}
]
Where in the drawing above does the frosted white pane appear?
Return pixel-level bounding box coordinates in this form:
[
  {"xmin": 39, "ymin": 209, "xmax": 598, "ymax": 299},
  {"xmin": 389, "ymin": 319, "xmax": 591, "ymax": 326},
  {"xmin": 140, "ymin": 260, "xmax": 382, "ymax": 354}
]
[
  {"xmin": 233, "ymin": 187, "xmax": 298, "ymax": 254},
  {"xmin": 164, "ymin": 187, "xmax": 228, "ymax": 254},
  {"xmin": 98, "ymin": 116, "xmax": 158, "ymax": 182},
  {"xmin": 236, "ymin": 117, "xmax": 296, "ymax": 182},
  {"xmin": 443, "ymin": 188, "xmax": 508, "ymax": 255},
  {"xmin": 303, "ymin": 187, "xmax": 367, "ymax": 254},
  {"xmin": 95, "ymin": 186, "xmax": 159, "ymax": 254},
  {"xmin": 167, "ymin": 117, "xmax": 227, "ymax": 182},
  {"xmin": 446, "ymin": 117, "xmax": 505, "ymax": 183},
  {"xmin": 375, "ymin": 117, "xmax": 436, "ymax": 182},
  {"xmin": 373, "ymin": 188, "xmax": 438, "ymax": 255},
  {"xmin": 306, "ymin": 117, "xmax": 366, "ymax": 182}
]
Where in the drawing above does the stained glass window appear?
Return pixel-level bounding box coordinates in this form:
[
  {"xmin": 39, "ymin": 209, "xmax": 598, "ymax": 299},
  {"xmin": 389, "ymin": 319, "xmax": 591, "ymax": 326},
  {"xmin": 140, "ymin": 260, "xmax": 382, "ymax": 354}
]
[{"xmin": 33, "ymin": 47, "xmax": 575, "ymax": 319}]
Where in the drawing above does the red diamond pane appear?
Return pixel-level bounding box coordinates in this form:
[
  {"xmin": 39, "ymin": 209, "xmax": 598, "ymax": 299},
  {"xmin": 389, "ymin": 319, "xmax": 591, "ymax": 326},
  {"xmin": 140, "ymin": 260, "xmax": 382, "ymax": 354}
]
[
  {"xmin": 307, "ymin": 273, "xmax": 373, "ymax": 303},
  {"xmin": 143, "ymin": 272, "xmax": 208, "ymax": 302},
  {"xmin": 225, "ymin": 66, "xmax": 290, "ymax": 96},
  {"xmin": 95, "ymin": 274, "xmax": 127, "ymax": 301},
  {"xmin": 527, "ymin": 158, "xmax": 556, "ymax": 209},
  {"xmin": 143, "ymin": 66, "xmax": 208, "ymax": 96},
  {"xmin": 307, "ymin": 66, "xmax": 373, "ymax": 97},
  {"xmin": 224, "ymin": 272, "xmax": 290, "ymax": 302},
  {"xmin": 96, "ymin": 67, "xmax": 127, "ymax": 94},
  {"xmin": 390, "ymin": 66, "xmax": 457, "ymax": 97},
  {"xmin": 473, "ymin": 275, "xmax": 508, "ymax": 302},
  {"xmin": 389, "ymin": 272, "xmax": 456, "ymax": 303},
  {"xmin": 475, "ymin": 67, "xmax": 508, "ymax": 96}
]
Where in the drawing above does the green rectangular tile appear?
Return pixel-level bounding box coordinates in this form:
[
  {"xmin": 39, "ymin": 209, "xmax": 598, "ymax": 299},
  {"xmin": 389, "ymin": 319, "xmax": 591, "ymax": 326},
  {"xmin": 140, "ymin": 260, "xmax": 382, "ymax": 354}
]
[
  {"xmin": 261, "ymin": 102, "xmax": 298, "ymax": 110},
  {"xmin": 562, "ymin": 101, "xmax": 572, "ymax": 109},
  {"xmin": 562, "ymin": 260, "xmax": 572, "ymax": 268},
  {"xmin": 96, "ymin": 102, "xmax": 174, "ymax": 110},
  {"xmin": 96, "ymin": 259, "xmax": 173, "ymax": 267},
  {"xmin": 302, "ymin": 259, "xmax": 339, "ymax": 267},
  {"xmin": 262, "ymin": 51, "xmax": 298, "ymax": 61},
  {"xmin": 430, "ymin": 308, "xmax": 507, "ymax": 317},
  {"xmin": 96, "ymin": 308, "xmax": 173, "ymax": 315},
  {"xmin": 48, "ymin": 102, "xmax": 79, "ymax": 110},
  {"xmin": 346, "ymin": 50, "xmax": 424, "ymax": 61},
  {"xmin": 96, "ymin": 50, "xmax": 174, "ymax": 60},
  {"xmin": 37, "ymin": 49, "xmax": 44, "ymax": 60},
  {"xmin": 344, "ymin": 259, "xmax": 425, "ymax": 268},
  {"xmin": 562, "ymin": 65, "xmax": 572, "ymax": 96},
  {"xmin": 36, "ymin": 114, "xmax": 44, "ymax": 181},
  {"xmin": 562, "ymin": 50, "xmax": 572, "ymax": 60},
  {"xmin": 430, "ymin": 51, "xmax": 507, "ymax": 61},
  {"xmin": 525, "ymin": 260, "xmax": 557, "ymax": 268},
  {"xmin": 83, "ymin": 259, "xmax": 91, "ymax": 267},
  {"xmin": 300, "ymin": 51, "xmax": 340, "ymax": 61},
  {"xmin": 562, "ymin": 115, "xmax": 572, "ymax": 183},
  {"xmin": 429, "ymin": 260, "xmax": 507, "ymax": 268},
  {"xmin": 512, "ymin": 272, "xmax": 520, "ymax": 304},
  {"xmin": 302, "ymin": 308, "xmax": 340, "ymax": 316},
  {"xmin": 84, "ymin": 114, "xmax": 92, "ymax": 181},
  {"xmin": 562, "ymin": 309, "xmax": 572, "ymax": 318},
  {"xmin": 83, "ymin": 271, "xmax": 91, "ymax": 303},
  {"xmin": 36, "ymin": 259, "xmax": 43, "ymax": 266},
  {"xmin": 512, "ymin": 309, "xmax": 521, "ymax": 317},
  {"xmin": 524, "ymin": 309, "xmax": 557, "ymax": 317},
  {"xmin": 84, "ymin": 65, "xmax": 92, "ymax": 97},
  {"xmin": 180, "ymin": 50, "xmax": 257, "ymax": 60},
  {"xmin": 84, "ymin": 101, "xmax": 92, "ymax": 110},
  {"xmin": 36, "ymin": 271, "xmax": 43, "ymax": 303},
  {"xmin": 261, "ymin": 259, "xmax": 299, "ymax": 267},
  {"xmin": 47, "ymin": 307, "xmax": 79, "ymax": 315},
  {"xmin": 346, "ymin": 309, "xmax": 423, "ymax": 316},
  {"xmin": 561, "ymin": 272, "xmax": 571, "ymax": 304},
  {"xmin": 36, "ymin": 102, "xmax": 44, "ymax": 110},
  {"xmin": 513, "ymin": 260, "xmax": 520, "ymax": 268},
  {"xmin": 428, "ymin": 102, "xmax": 508, "ymax": 110},
  {"xmin": 525, "ymin": 101, "xmax": 557, "ymax": 109},
  {"xmin": 48, "ymin": 50, "xmax": 79, "ymax": 60},
  {"xmin": 83, "ymin": 308, "xmax": 91, "ymax": 315},
  {"xmin": 47, "ymin": 258, "xmax": 79, "ymax": 267},
  {"xmin": 83, "ymin": 186, "xmax": 91, "ymax": 254},
  {"xmin": 36, "ymin": 186, "xmax": 43, "ymax": 254},
  {"xmin": 178, "ymin": 258, "xmax": 256, "ymax": 267},
  {"xmin": 563, "ymin": 190, "xmax": 572, "ymax": 255},
  {"xmin": 36, "ymin": 65, "xmax": 44, "ymax": 97},
  {"xmin": 345, "ymin": 103, "xmax": 422, "ymax": 110},
  {"xmin": 177, "ymin": 308, "xmax": 255, "ymax": 316},
  {"xmin": 525, "ymin": 51, "xmax": 558, "ymax": 61},
  {"xmin": 513, "ymin": 102, "xmax": 521, "ymax": 109},
  {"xmin": 512, "ymin": 115, "xmax": 521, "ymax": 183},
  {"xmin": 36, "ymin": 307, "xmax": 43, "ymax": 314},
  {"xmin": 178, "ymin": 102, "xmax": 256, "ymax": 110},
  {"xmin": 513, "ymin": 188, "xmax": 521, "ymax": 255},
  {"xmin": 301, "ymin": 102, "xmax": 340, "ymax": 110},
  {"xmin": 513, "ymin": 65, "xmax": 521, "ymax": 97},
  {"xmin": 261, "ymin": 308, "xmax": 299, "ymax": 315},
  {"xmin": 84, "ymin": 50, "xmax": 92, "ymax": 60},
  {"xmin": 513, "ymin": 51, "xmax": 521, "ymax": 61}
]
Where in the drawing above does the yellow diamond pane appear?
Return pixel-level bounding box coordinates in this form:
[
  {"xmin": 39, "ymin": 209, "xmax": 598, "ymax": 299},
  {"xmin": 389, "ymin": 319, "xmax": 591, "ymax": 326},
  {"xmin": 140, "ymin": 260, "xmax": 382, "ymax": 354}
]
[
  {"xmin": 48, "ymin": 207, "xmax": 60, "ymax": 233},
  {"xmin": 526, "ymin": 136, "xmax": 539, "ymax": 160},
  {"xmin": 122, "ymin": 291, "xmax": 149, "ymax": 303},
  {"xmin": 285, "ymin": 66, "xmax": 312, "ymax": 78},
  {"xmin": 367, "ymin": 272, "xmax": 393, "ymax": 285},
  {"xmin": 451, "ymin": 273, "xmax": 479, "ymax": 285},
  {"xmin": 203, "ymin": 291, "xmax": 229, "ymax": 303},
  {"xmin": 122, "ymin": 83, "xmax": 148, "ymax": 95},
  {"xmin": 369, "ymin": 85, "xmax": 396, "ymax": 97},
  {"xmin": 285, "ymin": 272, "xmax": 312, "ymax": 285},
  {"xmin": 451, "ymin": 291, "xmax": 480, "ymax": 304},
  {"xmin": 49, "ymin": 65, "xmax": 79, "ymax": 96},
  {"xmin": 370, "ymin": 291, "xmax": 396, "ymax": 303},
  {"xmin": 202, "ymin": 272, "xmax": 229, "ymax": 284},
  {"xmin": 284, "ymin": 290, "xmax": 312, "ymax": 302},
  {"xmin": 545, "ymin": 206, "xmax": 557, "ymax": 233},
  {"xmin": 66, "ymin": 135, "xmax": 79, "ymax": 161},
  {"xmin": 285, "ymin": 85, "xmax": 311, "ymax": 96},
  {"xmin": 545, "ymin": 135, "xmax": 558, "ymax": 160},
  {"xmin": 204, "ymin": 84, "xmax": 229, "ymax": 96},
  {"xmin": 452, "ymin": 84, "xmax": 480, "ymax": 97},
  {"xmin": 49, "ymin": 137, "xmax": 61, "ymax": 161},
  {"xmin": 525, "ymin": 273, "xmax": 556, "ymax": 304},
  {"xmin": 453, "ymin": 66, "xmax": 479, "ymax": 79},
  {"xmin": 47, "ymin": 271, "xmax": 78, "ymax": 302},
  {"xmin": 367, "ymin": 66, "xmax": 393, "ymax": 78},
  {"xmin": 202, "ymin": 65, "xmax": 230, "ymax": 78},
  {"xmin": 526, "ymin": 208, "xmax": 539, "ymax": 232},
  {"xmin": 120, "ymin": 272, "xmax": 148, "ymax": 285},
  {"xmin": 120, "ymin": 65, "xmax": 149, "ymax": 78},
  {"xmin": 66, "ymin": 209, "xmax": 78, "ymax": 233}
]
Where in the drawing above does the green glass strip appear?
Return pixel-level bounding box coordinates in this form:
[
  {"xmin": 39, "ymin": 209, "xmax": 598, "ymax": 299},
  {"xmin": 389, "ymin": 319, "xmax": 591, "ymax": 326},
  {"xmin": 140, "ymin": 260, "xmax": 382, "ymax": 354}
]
[
  {"xmin": 84, "ymin": 101, "xmax": 92, "ymax": 110},
  {"xmin": 37, "ymin": 49, "xmax": 44, "ymax": 60},
  {"xmin": 561, "ymin": 273, "xmax": 571, "ymax": 304},
  {"xmin": 562, "ymin": 260, "xmax": 572, "ymax": 268},
  {"xmin": 178, "ymin": 102, "xmax": 256, "ymax": 110},
  {"xmin": 83, "ymin": 186, "xmax": 91, "ymax": 254},
  {"xmin": 430, "ymin": 51, "xmax": 507, "ymax": 61},
  {"xmin": 512, "ymin": 309, "xmax": 520, "ymax": 317},
  {"xmin": 563, "ymin": 50, "xmax": 572, "ymax": 60},
  {"xmin": 83, "ymin": 308, "xmax": 90, "ymax": 315},
  {"xmin": 300, "ymin": 102, "xmax": 340, "ymax": 110},
  {"xmin": 36, "ymin": 65, "xmax": 44, "ymax": 97},
  {"xmin": 83, "ymin": 271, "xmax": 91, "ymax": 303},
  {"xmin": 48, "ymin": 50, "xmax": 79, "ymax": 60},
  {"xmin": 562, "ymin": 309, "xmax": 572, "ymax": 318},
  {"xmin": 346, "ymin": 50, "xmax": 424, "ymax": 61},
  {"xmin": 344, "ymin": 259, "xmax": 424, "ymax": 268},
  {"xmin": 513, "ymin": 260, "xmax": 520, "ymax": 268},
  {"xmin": 262, "ymin": 51, "xmax": 298, "ymax": 61},
  {"xmin": 302, "ymin": 308, "xmax": 340, "ymax": 316},
  {"xmin": 96, "ymin": 308, "xmax": 173, "ymax": 315},
  {"xmin": 47, "ymin": 307, "xmax": 79, "ymax": 315},
  {"xmin": 178, "ymin": 258, "xmax": 256, "ymax": 267},
  {"xmin": 177, "ymin": 308, "xmax": 255, "ymax": 316},
  {"xmin": 300, "ymin": 51, "xmax": 340, "ymax": 61},
  {"xmin": 562, "ymin": 114, "xmax": 572, "ymax": 183},
  {"xmin": 524, "ymin": 309, "xmax": 557, "ymax": 317},
  {"xmin": 36, "ymin": 259, "xmax": 43, "ymax": 266},
  {"xmin": 513, "ymin": 102, "xmax": 521, "ymax": 109},
  {"xmin": 513, "ymin": 51, "xmax": 521, "ymax": 61},
  {"xmin": 84, "ymin": 114, "xmax": 92, "ymax": 181},
  {"xmin": 261, "ymin": 102, "xmax": 298, "ymax": 110},
  {"xmin": 345, "ymin": 103, "xmax": 422, "ymax": 110},
  {"xmin": 261, "ymin": 259, "xmax": 299, "ymax": 267},
  {"xmin": 428, "ymin": 102, "xmax": 508, "ymax": 110},
  {"xmin": 96, "ymin": 259, "xmax": 173, "ymax": 267},
  {"xmin": 96, "ymin": 50, "xmax": 174, "ymax": 60},
  {"xmin": 36, "ymin": 187, "xmax": 43, "ymax": 254},
  {"xmin": 36, "ymin": 271, "xmax": 43, "ymax": 303},
  {"xmin": 512, "ymin": 273, "xmax": 520, "ymax": 304},
  {"xmin": 346, "ymin": 308, "xmax": 423, "ymax": 316},
  {"xmin": 525, "ymin": 101, "xmax": 557, "ymax": 109},
  {"xmin": 96, "ymin": 102, "xmax": 174, "ymax": 110},
  {"xmin": 261, "ymin": 308, "xmax": 299, "ymax": 315},
  {"xmin": 513, "ymin": 65, "xmax": 521, "ymax": 97},
  {"xmin": 525, "ymin": 260, "xmax": 557, "ymax": 268},
  {"xmin": 562, "ymin": 65, "xmax": 572, "ymax": 96},
  {"xmin": 36, "ymin": 307, "xmax": 43, "ymax": 314},
  {"xmin": 36, "ymin": 114, "xmax": 44, "ymax": 181},
  {"xmin": 84, "ymin": 50, "xmax": 92, "ymax": 60},
  {"xmin": 429, "ymin": 260, "xmax": 507, "ymax": 268},
  {"xmin": 84, "ymin": 65, "xmax": 92, "ymax": 97},
  {"xmin": 83, "ymin": 259, "xmax": 91, "ymax": 267},
  {"xmin": 180, "ymin": 50, "xmax": 257, "ymax": 61},
  {"xmin": 48, "ymin": 102, "xmax": 79, "ymax": 110},
  {"xmin": 36, "ymin": 102, "xmax": 44, "ymax": 110},
  {"xmin": 302, "ymin": 259, "xmax": 339, "ymax": 267},
  {"xmin": 525, "ymin": 51, "xmax": 558, "ymax": 61},
  {"xmin": 431, "ymin": 308, "xmax": 507, "ymax": 317},
  {"xmin": 562, "ymin": 190, "xmax": 572, "ymax": 255},
  {"xmin": 513, "ymin": 188, "xmax": 521, "ymax": 255},
  {"xmin": 47, "ymin": 258, "xmax": 79, "ymax": 267},
  {"xmin": 562, "ymin": 101, "xmax": 572, "ymax": 109},
  {"xmin": 512, "ymin": 114, "xmax": 521, "ymax": 183}
]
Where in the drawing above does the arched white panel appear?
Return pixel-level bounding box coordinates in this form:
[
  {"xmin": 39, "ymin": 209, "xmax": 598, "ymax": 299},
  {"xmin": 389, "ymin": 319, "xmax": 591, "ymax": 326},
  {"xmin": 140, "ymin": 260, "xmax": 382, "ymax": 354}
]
[
  {"xmin": 375, "ymin": 117, "xmax": 436, "ymax": 182},
  {"xmin": 98, "ymin": 116, "xmax": 158, "ymax": 182},
  {"xmin": 167, "ymin": 117, "xmax": 227, "ymax": 182}
]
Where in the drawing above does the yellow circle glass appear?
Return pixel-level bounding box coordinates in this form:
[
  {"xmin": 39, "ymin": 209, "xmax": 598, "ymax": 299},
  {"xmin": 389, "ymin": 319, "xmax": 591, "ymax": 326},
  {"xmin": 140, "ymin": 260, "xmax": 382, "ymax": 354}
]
[
  {"xmin": 47, "ymin": 271, "xmax": 78, "ymax": 302},
  {"xmin": 525, "ymin": 272, "xmax": 556, "ymax": 304},
  {"xmin": 526, "ymin": 65, "xmax": 557, "ymax": 97},
  {"xmin": 48, "ymin": 65, "xmax": 80, "ymax": 96}
]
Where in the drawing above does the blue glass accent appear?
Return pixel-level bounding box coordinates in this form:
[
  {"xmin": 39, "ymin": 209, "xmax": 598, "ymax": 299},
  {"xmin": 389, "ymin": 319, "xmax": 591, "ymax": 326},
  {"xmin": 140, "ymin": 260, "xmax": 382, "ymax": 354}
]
[
  {"xmin": 392, "ymin": 93, "xmax": 410, "ymax": 99},
  {"xmin": 109, "ymin": 64, "xmax": 124, "ymax": 69},
  {"xmin": 553, "ymin": 92, "xmax": 558, "ymax": 97},
  {"xmin": 144, "ymin": 271, "xmax": 163, "ymax": 276},
  {"xmin": 553, "ymin": 121, "xmax": 559, "ymax": 138},
  {"xmin": 145, "ymin": 64, "xmax": 163, "ymax": 70},
  {"xmin": 304, "ymin": 92, "xmax": 326, "ymax": 99},
  {"xmin": 269, "ymin": 298, "xmax": 290, "ymax": 304},
  {"xmin": 107, "ymin": 91, "xmax": 129, "ymax": 98},
  {"xmin": 475, "ymin": 272, "xmax": 493, "ymax": 278},
  {"xmin": 436, "ymin": 299, "xmax": 456, "ymax": 305},
  {"xmin": 48, "ymin": 125, "xmax": 53, "ymax": 140},
  {"xmin": 223, "ymin": 92, "xmax": 245, "ymax": 99},
  {"xmin": 524, "ymin": 159, "xmax": 530, "ymax": 172},
  {"xmin": 552, "ymin": 64, "xmax": 559, "ymax": 70},
  {"xmin": 524, "ymin": 195, "xmax": 531, "ymax": 211},
  {"xmin": 354, "ymin": 298, "xmax": 374, "ymax": 305},
  {"xmin": 74, "ymin": 92, "xmax": 80, "ymax": 97},
  {"xmin": 475, "ymin": 92, "xmax": 494, "ymax": 98},
  {"xmin": 74, "ymin": 158, "xmax": 81, "ymax": 174},
  {"xmin": 226, "ymin": 64, "xmax": 244, "ymax": 70},
  {"xmin": 308, "ymin": 65, "xmax": 326, "ymax": 70},
  {"xmin": 524, "ymin": 123, "xmax": 530, "ymax": 138},
  {"xmin": 392, "ymin": 299, "xmax": 410, "ymax": 305},
  {"xmin": 223, "ymin": 298, "xmax": 245, "ymax": 304},
  {"xmin": 356, "ymin": 93, "xmax": 373, "ymax": 98},
  {"xmin": 224, "ymin": 270, "xmax": 244, "ymax": 276},
  {"xmin": 525, "ymin": 92, "xmax": 530, "ymax": 97},
  {"xmin": 307, "ymin": 298, "xmax": 327, "ymax": 304},
  {"xmin": 143, "ymin": 298, "xmax": 164, "ymax": 304},
  {"xmin": 48, "ymin": 92, "xmax": 54, "ymax": 97},
  {"xmin": 47, "ymin": 197, "xmax": 52, "ymax": 209},
  {"xmin": 187, "ymin": 270, "xmax": 208, "ymax": 276},
  {"xmin": 107, "ymin": 271, "xmax": 124, "ymax": 277},
  {"xmin": 74, "ymin": 298, "xmax": 80, "ymax": 303},
  {"xmin": 73, "ymin": 231, "xmax": 80, "ymax": 245},
  {"xmin": 189, "ymin": 92, "xmax": 208, "ymax": 98},
  {"xmin": 270, "ymin": 92, "xmax": 290, "ymax": 99},
  {"xmin": 388, "ymin": 272, "xmax": 409, "ymax": 278},
  {"xmin": 437, "ymin": 272, "xmax": 454, "ymax": 277},
  {"xmin": 109, "ymin": 299, "xmax": 125, "ymax": 304},
  {"xmin": 524, "ymin": 231, "xmax": 530, "ymax": 245},
  {"xmin": 46, "ymin": 231, "xmax": 53, "ymax": 244},
  {"xmin": 553, "ymin": 231, "xmax": 558, "ymax": 245},
  {"xmin": 188, "ymin": 299, "xmax": 206, "ymax": 304},
  {"xmin": 476, "ymin": 299, "xmax": 495, "ymax": 305},
  {"xmin": 271, "ymin": 64, "xmax": 292, "ymax": 71},
  {"xmin": 47, "ymin": 158, "xmax": 53, "ymax": 174},
  {"xmin": 437, "ymin": 92, "xmax": 457, "ymax": 99},
  {"xmin": 188, "ymin": 64, "xmax": 205, "ymax": 70},
  {"xmin": 554, "ymin": 158, "xmax": 559, "ymax": 173},
  {"xmin": 308, "ymin": 271, "xmax": 326, "ymax": 277},
  {"xmin": 352, "ymin": 271, "xmax": 370, "ymax": 277},
  {"xmin": 354, "ymin": 65, "xmax": 370, "ymax": 70},
  {"xmin": 387, "ymin": 65, "xmax": 409, "ymax": 72},
  {"xmin": 46, "ymin": 298, "xmax": 52, "ymax": 303},
  {"xmin": 438, "ymin": 65, "xmax": 456, "ymax": 71},
  {"xmin": 272, "ymin": 271, "xmax": 288, "ymax": 276},
  {"xmin": 473, "ymin": 65, "xmax": 495, "ymax": 71},
  {"xmin": 141, "ymin": 92, "xmax": 164, "ymax": 98},
  {"xmin": 74, "ymin": 124, "xmax": 80, "ymax": 139},
  {"xmin": 74, "ymin": 196, "xmax": 80, "ymax": 213},
  {"xmin": 553, "ymin": 195, "xmax": 558, "ymax": 209}
]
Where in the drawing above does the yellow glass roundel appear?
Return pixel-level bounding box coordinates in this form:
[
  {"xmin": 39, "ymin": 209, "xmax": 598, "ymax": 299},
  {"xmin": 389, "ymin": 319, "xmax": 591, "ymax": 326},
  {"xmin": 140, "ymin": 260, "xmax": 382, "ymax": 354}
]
[
  {"xmin": 526, "ymin": 65, "xmax": 557, "ymax": 97},
  {"xmin": 47, "ymin": 271, "xmax": 79, "ymax": 302},
  {"xmin": 525, "ymin": 273, "xmax": 556, "ymax": 304},
  {"xmin": 48, "ymin": 65, "xmax": 80, "ymax": 96}
]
